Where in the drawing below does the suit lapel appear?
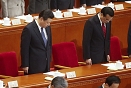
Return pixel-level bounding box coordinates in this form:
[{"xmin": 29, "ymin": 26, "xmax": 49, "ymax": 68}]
[{"xmin": 32, "ymin": 20, "xmax": 46, "ymax": 48}]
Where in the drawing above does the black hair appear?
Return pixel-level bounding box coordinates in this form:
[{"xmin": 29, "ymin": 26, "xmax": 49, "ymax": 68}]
[
  {"xmin": 39, "ymin": 9, "xmax": 54, "ymax": 20},
  {"xmin": 105, "ymin": 75, "xmax": 121, "ymax": 87},
  {"xmin": 101, "ymin": 7, "xmax": 114, "ymax": 17},
  {"xmin": 51, "ymin": 77, "xmax": 68, "ymax": 88}
]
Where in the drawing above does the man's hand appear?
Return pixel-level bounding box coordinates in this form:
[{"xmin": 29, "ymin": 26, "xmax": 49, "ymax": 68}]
[
  {"xmin": 82, "ymin": 4, "xmax": 86, "ymax": 8},
  {"xmin": 129, "ymin": 55, "xmax": 131, "ymax": 58},
  {"xmin": 85, "ymin": 59, "xmax": 92, "ymax": 65},
  {"xmin": 22, "ymin": 67, "xmax": 29, "ymax": 74},
  {"xmin": 102, "ymin": 1, "xmax": 105, "ymax": 5},
  {"xmin": 107, "ymin": 55, "xmax": 110, "ymax": 62}
]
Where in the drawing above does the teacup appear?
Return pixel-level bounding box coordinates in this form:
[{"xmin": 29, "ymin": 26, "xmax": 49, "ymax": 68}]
[
  {"xmin": 25, "ymin": 14, "xmax": 33, "ymax": 22},
  {"xmin": 55, "ymin": 9, "xmax": 62, "ymax": 17},
  {"xmin": 116, "ymin": 61, "xmax": 123, "ymax": 69},
  {"xmin": 107, "ymin": 2, "xmax": 114, "ymax": 9},
  {"xmin": 79, "ymin": 6, "xmax": 86, "ymax": 14},
  {"xmin": 3, "ymin": 17, "xmax": 11, "ymax": 25}
]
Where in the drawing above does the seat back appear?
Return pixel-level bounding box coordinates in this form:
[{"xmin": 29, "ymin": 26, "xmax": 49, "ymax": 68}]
[
  {"xmin": 110, "ymin": 36, "xmax": 122, "ymax": 61},
  {"xmin": 0, "ymin": 51, "xmax": 18, "ymax": 77},
  {"xmin": 52, "ymin": 42, "xmax": 79, "ymax": 67}
]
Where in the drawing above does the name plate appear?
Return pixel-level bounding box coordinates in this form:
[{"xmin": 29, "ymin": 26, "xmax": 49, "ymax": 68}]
[
  {"xmin": 63, "ymin": 11, "xmax": 73, "ymax": 17},
  {"xmin": 125, "ymin": 62, "xmax": 131, "ymax": 69},
  {"xmin": 11, "ymin": 19, "xmax": 21, "ymax": 25},
  {"xmin": 66, "ymin": 71, "xmax": 76, "ymax": 78},
  {"xmin": 87, "ymin": 8, "xmax": 96, "ymax": 14},
  {"xmin": 8, "ymin": 80, "xmax": 18, "ymax": 88},
  {"xmin": 115, "ymin": 4, "xmax": 124, "ymax": 10}
]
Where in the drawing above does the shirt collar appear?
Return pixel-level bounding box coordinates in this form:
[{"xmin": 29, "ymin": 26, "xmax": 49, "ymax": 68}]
[
  {"xmin": 98, "ymin": 13, "xmax": 102, "ymax": 26},
  {"xmin": 102, "ymin": 83, "xmax": 105, "ymax": 88},
  {"xmin": 35, "ymin": 20, "xmax": 42, "ymax": 32}
]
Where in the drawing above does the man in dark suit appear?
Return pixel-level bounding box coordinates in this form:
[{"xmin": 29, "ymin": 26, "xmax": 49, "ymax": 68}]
[
  {"xmin": 50, "ymin": 0, "xmax": 74, "ymax": 11},
  {"xmin": 128, "ymin": 21, "xmax": 131, "ymax": 58},
  {"xmin": 28, "ymin": 0, "xmax": 50, "ymax": 14},
  {"xmin": 99, "ymin": 75, "xmax": 120, "ymax": 88},
  {"xmin": 21, "ymin": 9, "xmax": 54, "ymax": 74},
  {"xmin": 82, "ymin": 7, "xmax": 114, "ymax": 65},
  {"xmin": 111, "ymin": 0, "xmax": 130, "ymax": 2},
  {"xmin": 80, "ymin": 0, "xmax": 104, "ymax": 7}
]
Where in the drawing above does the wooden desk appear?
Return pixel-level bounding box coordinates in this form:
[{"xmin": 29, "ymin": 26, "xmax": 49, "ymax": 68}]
[
  {"xmin": 2, "ymin": 59, "xmax": 131, "ymax": 88},
  {"xmin": 0, "ymin": 2, "xmax": 131, "ymax": 67}
]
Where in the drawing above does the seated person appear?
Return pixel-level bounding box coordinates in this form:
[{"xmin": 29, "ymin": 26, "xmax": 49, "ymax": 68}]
[
  {"xmin": 99, "ymin": 75, "xmax": 121, "ymax": 88},
  {"xmin": 50, "ymin": 0, "xmax": 74, "ymax": 11},
  {"xmin": 128, "ymin": 21, "xmax": 131, "ymax": 58},
  {"xmin": 80, "ymin": 0, "xmax": 104, "ymax": 7},
  {"xmin": 111, "ymin": 0, "xmax": 130, "ymax": 2},
  {"xmin": 49, "ymin": 76, "xmax": 68, "ymax": 88}
]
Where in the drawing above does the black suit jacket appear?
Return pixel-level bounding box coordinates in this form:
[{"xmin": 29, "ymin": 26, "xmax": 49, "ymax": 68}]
[
  {"xmin": 99, "ymin": 85, "xmax": 103, "ymax": 88},
  {"xmin": 80, "ymin": 0, "xmax": 103, "ymax": 6},
  {"xmin": 28, "ymin": 0, "xmax": 50, "ymax": 14},
  {"xmin": 50, "ymin": 0, "xmax": 74, "ymax": 10},
  {"xmin": 82, "ymin": 14, "xmax": 111, "ymax": 64},
  {"xmin": 128, "ymin": 21, "xmax": 131, "ymax": 55},
  {"xmin": 21, "ymin": 20, "xmax": 52, "ymax": 74}
]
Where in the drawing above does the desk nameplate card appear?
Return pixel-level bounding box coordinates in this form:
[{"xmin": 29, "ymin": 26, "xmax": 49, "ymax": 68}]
[{"xmin": 66, "ymin": 71, "xmax": 76, "ymax": 78}]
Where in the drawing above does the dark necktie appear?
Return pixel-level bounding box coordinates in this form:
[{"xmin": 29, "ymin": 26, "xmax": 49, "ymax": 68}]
[
  {"xmin": 41, "ymin": 28, "xmax": 47, "ymax": 46},
  {"xmin": 102, "ymin": 23, "xmax": 106, "ymax": 37}
]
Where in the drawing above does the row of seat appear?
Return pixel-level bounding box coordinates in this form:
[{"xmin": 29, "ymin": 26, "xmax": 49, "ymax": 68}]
[{"xmin": 0, "ymin": 36, "xmax": 128, "ymax": 78}]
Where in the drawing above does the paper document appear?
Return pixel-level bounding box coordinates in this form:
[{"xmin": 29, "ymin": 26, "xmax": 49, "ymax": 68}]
[
  {"xmin": 92, "ymin": 4, "xmax": 106, "ymax": 9},
  {"xmin": 15, "ymin": 15, "xmax": 26, "ymax": 20},
  {"xmin": 125, "ymin": 1, "xmax": 131, "ymax": 4},
  {"xmin": 43, "ymin": 71, "xmax": 65, "ymax": 77},
  {"xmin": 101, "ymin": 63, "xmax": 116, "ymax": 67},
  {"xmin": 68, "ymin": 8, "xmax": 80, "ymax": 12}
]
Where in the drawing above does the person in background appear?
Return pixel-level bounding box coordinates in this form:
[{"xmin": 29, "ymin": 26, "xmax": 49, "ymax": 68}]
[
  {"xmin": 1, "ymin": 0, "xmax": 25, "ymax": 18},
  {"xmin": 111, "ymin": 0, "xmax": 130, "ymax": 2},
  {"xmin": 82, "ymin": 7, "xmax": 114, "ymax": 65},
  {"xmin": 99, "ymin": 75, "xmax": 121, "ymax": 88},
  {"xmin": 50, "ymin": 0, "xmax": 75, "ymax": 11},
  {"xmin": 28, "ymin": 0, "xmax": 50, "ymax": 14},
  {"xmin": 128, "ymin": 21, "xmax": 131, "ymax": 58},
  {"xmin": 49, "ymin": 77, "xmax": 68, "ymax": 88},
  {"xmin": 21, "ymin": 9, "xmax": 54, "ymax": 75},
  {"xmin": 80, "ymin": 0, "xmax": 104, "ymax": 7}
]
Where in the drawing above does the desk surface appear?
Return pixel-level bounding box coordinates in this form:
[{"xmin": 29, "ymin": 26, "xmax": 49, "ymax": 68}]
[{"xmin": 2, "ymin": 59, "xmax": 131, "ymax": 88}]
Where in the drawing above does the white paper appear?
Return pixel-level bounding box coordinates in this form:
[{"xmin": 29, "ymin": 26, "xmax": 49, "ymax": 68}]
[
  {"xmin": 45, "ymin": 77, "xmax": 54, "ymax": 81},
  {"xmin": 15, "ymin": 15, "xmax": 26, "ymax": 20},
  {"xmin": 91, "ymin": 4, "xmax": 106, "ymax": 9},
  {"xmin": 125, "ymin": 1, "xmax": 131, "ymax": 4},
  {"xmin": 68, "ymin": 8, "xmax": 80, "ymax": 12},
  {"xmin": 101, "ymin": 63, "xmax": 116, "ymax": 67},
  {"xmin": 43, "ymin": 71, "xmax": 65, "ymax": 77}
]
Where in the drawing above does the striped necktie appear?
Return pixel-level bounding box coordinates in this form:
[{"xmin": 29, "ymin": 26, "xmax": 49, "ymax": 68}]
[
  {"xmin": 41, "ymin": 28, "xmax": 47, "ymax": 46},
  {"xmin": 102, "ymin": 23, "xmax": 106, "ymax": 37}
]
